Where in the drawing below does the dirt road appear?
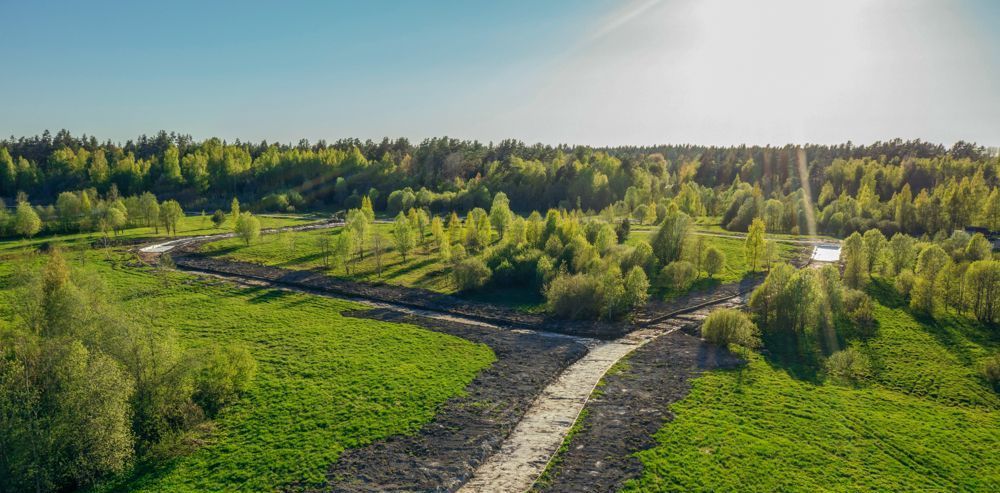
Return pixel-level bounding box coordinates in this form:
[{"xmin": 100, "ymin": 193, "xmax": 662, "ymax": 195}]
[
  {"xmin": 135, "ymin": 221, "xmax": 785, "ymax": 492},
  {"xmin": 460, "ymin": 296, "xmax": 743, "ymax": 493}
]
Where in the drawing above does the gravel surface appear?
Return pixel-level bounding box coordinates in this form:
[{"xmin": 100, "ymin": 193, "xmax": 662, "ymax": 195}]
[{"xmin": 533, "ymin": 324, "xmax": 744, "ymax": 493}]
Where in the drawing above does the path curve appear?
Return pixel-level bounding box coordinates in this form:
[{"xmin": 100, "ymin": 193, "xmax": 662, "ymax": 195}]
[
  {"xmin": 136, "ymin": 217, "xmax": 755, "ymax": 492},
  {"xmin": 138, "ymin": 219, "xmax": 342, "ymax": 254},
  {"xmin": 459, "ymin": 296, "xmax": 743, "ymax": 493}
]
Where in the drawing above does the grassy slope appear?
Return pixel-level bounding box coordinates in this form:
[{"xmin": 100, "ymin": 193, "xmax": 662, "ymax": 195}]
[
  {"xmin": 202, "ymin": 225, "xmax": 548, "ymax": 311},
  {"xmin": 690, "ymin": 216, "xmax": 839, "ymax": 241},
  {"xmin": 628, "ymin": 229, "xmax": 800, "ymax": 301},
  {"xmin": 0, "ymin": 250, "xmax": 494, "ymax": 491},
  {"xmin": 204, "ymin": 223, "xmax": 797, "ymax": 310},
  {"xmin": 0, "ymin": 214, "xmax": 318, "ymax": 255},
  {"xmin": 203, "ymin": 224, "xmax": 455, "ymax": 292},
  {"xmin": 624, "ymin": 298, "xmax": 1000, "ymax": 492}
]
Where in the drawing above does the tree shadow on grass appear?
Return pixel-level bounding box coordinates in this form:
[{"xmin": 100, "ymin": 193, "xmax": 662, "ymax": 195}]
[
  {"xmin": 246, "ymin": 289, "xmax": 296, "ymax": 304},
  {"xmin": 866, "ymin": 277, "xmax": 905, "ymax": 308},
  {"xmin": 277, "ymin": 251, "xmax": 324, "ymax": 268},
  {"xmin": 202, "ymin": 244, "xmax": 242, "ymax": 257},
  {"xmin": 761, "ymin": 332, "xmax": 824, "ymax": 384},
  {"xmin": 869, "ymin": 277, "xmax": 998, "ymax": 363},
  {"xmin": 383, "ymin": 256, "xmax": 437, "ymax": 280},
  {"xmin": 95, "ymin": 455, "xmax": 184, "ymax": 493}
]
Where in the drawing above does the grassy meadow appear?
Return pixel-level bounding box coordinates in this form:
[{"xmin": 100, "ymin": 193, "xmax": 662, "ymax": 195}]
[
  {"xmin": 202, "ymin": 222, "xmax": 800, "ymax": 310},
  {"xmin": 0, "ymin": 213, "xmax": 319, "ymax": 255},
  {"xmin": 202, "ymin": 224, "xmax": 548, "ymax": 311},
  {"xmin": 623, "ymin": 288, "xmax": 1000, "ymax": 492},
  {"xmin": 0, "ymin": 246, "xmax": 494, "ymax": 491}
]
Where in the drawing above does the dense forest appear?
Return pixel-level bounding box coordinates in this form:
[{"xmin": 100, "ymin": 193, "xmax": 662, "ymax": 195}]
[{"xmin": 2, "ymin": 130, "xmax": 998, "ymax": 240}]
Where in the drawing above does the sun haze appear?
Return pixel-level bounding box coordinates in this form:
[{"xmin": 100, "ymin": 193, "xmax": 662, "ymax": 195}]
[{"xmin": 2, "ymin": 0, "xmax": 998, "ymax": 145}]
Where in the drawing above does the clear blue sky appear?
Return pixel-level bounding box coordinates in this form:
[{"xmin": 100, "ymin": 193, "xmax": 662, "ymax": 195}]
[{"xmin": 3, "ymin": 0, "xmax": 999, "ymax": 146}]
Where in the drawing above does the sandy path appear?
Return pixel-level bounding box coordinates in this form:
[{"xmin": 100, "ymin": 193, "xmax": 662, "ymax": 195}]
[
  {"xmin": 459, "ymin": 327, "xmax": 672, "ymax": 493},
  {"xmin": 460, "ymin": 295, "xmax": 743, "ymax": 493}
]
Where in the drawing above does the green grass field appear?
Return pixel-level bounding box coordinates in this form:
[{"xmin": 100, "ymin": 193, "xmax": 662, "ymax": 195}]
[
  {"xmin": 0, "ymin": 248, "xmax": 494, "ymax": 491},
  {"xmin": 624, "ymin": 295, "xmax": 1000, "ymax": 492},
  {"xmin": 203, "ymin": 223, "xmax": 800, "ymax": 309},
  {"xmin": 627, "ymin": 229, "xmax": 800, "ymax": 300},
  {"xmin": 0, "ymin": 214, "xmax": 319, "ymax": 255},
  {"xmin": 202, "ymin": 223, "xmax": 456, "ymax": 292},
  {"xmin": 687, "ymin": 216, "xmax": 839, "ymax": 241},
  {"xmin": 202, "ymin": 225, "xmax": 549, "ymax": 311}
]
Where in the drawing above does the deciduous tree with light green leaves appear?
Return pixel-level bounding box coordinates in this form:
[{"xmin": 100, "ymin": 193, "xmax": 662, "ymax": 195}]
[
  {"xmin": 651, "ymin": 206, "xmax": 691, "ymax": 267},
  {"xmin": 392, "ymin": 212, "xmax": 416, "ymax": 262},
  {"xmin": 139, "ymin": 192, "xmax": 160, "ymax": 232},
  {"xmin": 234, "ymin": 212, "xmax": 261, "ymax": 246},
  {"xmin": 229, "ymin": 197, "xmax": 241, "ymax": 226},
  {"xmin": 842, "ymin": 232, "xmax": 868, "ymax": 289},
  {"xmin": 489, "ymin": 191, "xmax": 513, "ymax": 239},
  {"xmin": 910, "ymin": 244, "xmax": 951, "ymax": 316},
  {"xmin": 963, "ymin": 260, "xmax": 1000, "ymax": 324},
  {"xmin": 624, "ymin": 266, "xmax": 650, "ymax": 308},
  {"xmin": 14, "ymin": 200, "xmax": 41, "ymax": 238},
  {"xmin": 745, "ymin": 217, "xmax": 765, "ymax": 272},
  {"xmin": 333, "ymin": 229, "xmax": 354, "ymax": 274},
  {"xmin": 159, "ymin": 199, "xmax": 184, "ymax": 236},
  {"xmin": 704, "ymin": 246, "xmax": 725, "ymax": 278},
  {"xmin": 346, "ymin": 208, "xmax": 371, "ymax": 259},
  {"xmin": 862, "ymin": 229, "xmax": 887, "ymax": 274}
]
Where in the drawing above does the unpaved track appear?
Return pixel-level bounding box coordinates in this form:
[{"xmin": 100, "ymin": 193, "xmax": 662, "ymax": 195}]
[
  {"xmin": 138, "ymin": 218, "xmax": 341, "ymax": 254},
  {"xmin": 459, "ymin": 328, "xmax": 666, "ymax": 493},
  {"xmin": 138, "ymin": 221, "xmax": 780, "ymax": 492},
  {"xmin": 460, "ymin": 294, "xmax": 743, "ymax": 493}
]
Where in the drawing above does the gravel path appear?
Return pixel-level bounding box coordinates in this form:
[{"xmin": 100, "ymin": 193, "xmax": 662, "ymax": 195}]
[
  {"xmin": 136, "ymin": 224, "xmax": 803, "ymax": 492},
  {"xmin": 532, "ymin": 326, "xmax": 745, "ymax": 493},
  {"xmin": 313, "ymin": 309, "xmax": 589, "ymax": 492},
  {"xmin": 458, "ymin": 328, "xmax": 667, "ymax": 493},
  {"xmin": 460, "ymin": 294, "xmax": 746, "ymax": 493}
]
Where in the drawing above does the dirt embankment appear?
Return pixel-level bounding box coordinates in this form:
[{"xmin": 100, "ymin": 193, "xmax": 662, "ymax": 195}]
[
  {"xmin": 172, "ymin": 251, "xmax": 631, "ymax": 339},
  {"xmin": 532, "ymin": 327, "xmax": 744, "ymax": 493},
  {"xmin": 293, "ymin": 308, "xmax": 589, "ymax": 493}
]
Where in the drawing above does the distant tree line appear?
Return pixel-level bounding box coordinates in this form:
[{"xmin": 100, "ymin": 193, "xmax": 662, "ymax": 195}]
[{"xmin": 2, "ymin": 131, "xmax": 997, "ymax": 241}]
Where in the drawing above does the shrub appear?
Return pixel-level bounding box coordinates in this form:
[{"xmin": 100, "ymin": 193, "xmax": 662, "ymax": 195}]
[
  {"xmin": 234, "ymin": 212, "xmax": 261, "ymax": 246},
  {"xmin": 544, "ymin": 273, "xmax": 603, "ymax": 320},
  {"xmin": 704, "ymin": 246, "xmax": 725, "ymax": 278},
  {"xmin": 615, "ymin": 218, "xmax": 630, "ymax": 243},
  {"xmin": 701, "ymin": 308, "xmax": 759, "ymax": 348},
  {"xmin": 260, "ymin": 193, "xmax": 290, "ymax": 212},
  {"xmin": 661, "ymin": 260, "xmax": 697, "ymax": 291},
  {"xmin": 453, "ymin": 257, "xmax": 491, "ymax": 291},
  {"xmin": 211, "ymin": 209, "xmax": 227, "ymax": 228},
  {"xmin": 536, "ymin": 255, "xmax": 556, "ymax": 285},
  {"xmin": 983, "ymin": 354, "xmax": 1000, "ymax": 391},
  {"xmin": 194, "ymin": 344, "xmax": 258, "ymax": 416},
  {"xmin": 624, "ymin": 266, "xmax": 650, "ymax": 308},
  {"xmin": 826, "ymin": 347, "xmax": 872, "ymax": 384},
  {"xmin": 843, "ymin": 289, "xmax": 875, "ymax": 333}
]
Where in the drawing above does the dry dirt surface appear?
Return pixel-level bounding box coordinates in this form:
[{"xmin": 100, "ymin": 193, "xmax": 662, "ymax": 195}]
[
  {"xmin": 533, "ymin": 327, "xmax": 744, "ymax": 493},
  {"xmin": 306, "ymin": 308, "xmax": 589, "ymax": 492}
]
